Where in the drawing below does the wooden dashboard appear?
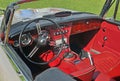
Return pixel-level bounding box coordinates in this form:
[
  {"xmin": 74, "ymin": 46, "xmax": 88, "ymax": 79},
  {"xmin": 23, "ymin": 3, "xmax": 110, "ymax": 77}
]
[{"xmin": 71, "ymin": 19, "xmax": 102, "ymax": 35}]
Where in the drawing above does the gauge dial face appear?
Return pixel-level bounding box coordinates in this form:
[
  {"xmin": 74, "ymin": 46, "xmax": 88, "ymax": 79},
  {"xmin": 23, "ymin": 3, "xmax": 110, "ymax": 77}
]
[
  {"xmin": 21, "ymin": 34, "xmax": 32, "ymax": 46},
  {"xmin": 13, "ymin": 40, "xmax": 19, "ymax": 47}
]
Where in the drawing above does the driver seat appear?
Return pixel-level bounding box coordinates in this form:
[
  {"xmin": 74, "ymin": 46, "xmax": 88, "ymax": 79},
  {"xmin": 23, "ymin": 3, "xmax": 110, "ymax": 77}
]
[{"xmin": 34, "ymin": 67, "xmax": 76, "ymax": 81}]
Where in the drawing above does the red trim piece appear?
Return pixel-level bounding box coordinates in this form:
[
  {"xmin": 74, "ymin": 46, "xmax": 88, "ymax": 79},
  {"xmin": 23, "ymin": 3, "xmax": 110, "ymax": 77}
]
[
  {"xmin": 17, "ymin": 0, "xmax": 37, "ymax": 4},
  {"xmin": 0, "ymin": 32, "xmax": 4, "ymax": 41}
]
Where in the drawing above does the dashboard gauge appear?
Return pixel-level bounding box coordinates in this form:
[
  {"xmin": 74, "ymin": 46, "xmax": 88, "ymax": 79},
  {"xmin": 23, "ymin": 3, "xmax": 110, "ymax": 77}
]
[
  {"xmin": 13, "ymin": 40, "xmax": 19, "ymax": 47},
  {"xmin": 21, "ymin": 34, "xmax": 32, "ymax": 46},
  {"xmin": 55, "ymin": 38, "xmax": 67, "ymax": 45}
]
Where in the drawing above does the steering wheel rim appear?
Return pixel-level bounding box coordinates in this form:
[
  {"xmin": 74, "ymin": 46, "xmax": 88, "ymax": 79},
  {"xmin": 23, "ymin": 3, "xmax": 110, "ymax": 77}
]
[{"xmin": 19, "ymin": 18, "xmax": 63, "ymax": 65}]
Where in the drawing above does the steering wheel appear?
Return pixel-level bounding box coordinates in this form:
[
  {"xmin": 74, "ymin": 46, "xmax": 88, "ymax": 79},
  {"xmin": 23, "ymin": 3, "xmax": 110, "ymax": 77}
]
[{"xmin": 19, "ymin": 18, "xmax": 64, "ymax": 65}]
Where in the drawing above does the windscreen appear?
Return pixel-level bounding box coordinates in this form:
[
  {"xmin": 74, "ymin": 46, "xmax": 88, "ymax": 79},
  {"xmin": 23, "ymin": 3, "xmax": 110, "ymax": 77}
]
[{"xmin": 0, "ymin": 0, "xmax": 105, "ymax": 15}]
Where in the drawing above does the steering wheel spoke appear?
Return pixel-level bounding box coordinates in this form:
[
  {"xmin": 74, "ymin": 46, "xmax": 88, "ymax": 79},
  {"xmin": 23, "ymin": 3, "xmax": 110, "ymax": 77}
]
[
  {"xmin": 27, "ymin": 46, "xmax": 39, "ymax": 58},
  {"xmin": 36, "ymin": 22, "xmax": 42, "ymax": 35}
]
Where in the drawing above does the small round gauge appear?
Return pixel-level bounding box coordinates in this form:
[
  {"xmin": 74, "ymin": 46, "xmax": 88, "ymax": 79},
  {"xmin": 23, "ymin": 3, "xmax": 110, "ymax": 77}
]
[
  {"xmin": 21, "ymin": 34, "xmax": 32, "ymax": 46},
  {"xmin": 13, "ymin": 40, "xmax": 19, "ymax": 47}
]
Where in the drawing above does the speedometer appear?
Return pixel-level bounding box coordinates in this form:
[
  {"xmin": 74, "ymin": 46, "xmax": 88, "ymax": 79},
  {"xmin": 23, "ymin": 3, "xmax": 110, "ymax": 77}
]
[{"xmin": 21, "ymin": 34, "xmax": 32, "ymax": 46}]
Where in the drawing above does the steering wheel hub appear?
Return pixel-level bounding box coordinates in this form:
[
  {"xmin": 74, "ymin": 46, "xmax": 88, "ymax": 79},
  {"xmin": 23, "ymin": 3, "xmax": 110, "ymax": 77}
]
[{"xmin": 37, "ymin": 30, "xmax": 49, "ymax": 46}]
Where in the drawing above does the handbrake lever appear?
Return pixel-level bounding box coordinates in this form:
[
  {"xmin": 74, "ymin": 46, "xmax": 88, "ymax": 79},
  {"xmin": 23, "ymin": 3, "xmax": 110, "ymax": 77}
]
[{"xmin": 87, "ymin": 52, "xmax": 94, "ymax": 66}]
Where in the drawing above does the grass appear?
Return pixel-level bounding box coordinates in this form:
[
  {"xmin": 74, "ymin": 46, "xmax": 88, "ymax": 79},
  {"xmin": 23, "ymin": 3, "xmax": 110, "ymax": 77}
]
[
  {"xmin": 0, "ymin": 0, "xmax": 120, "ymax": 19},
  {"xmin": 0, "ymin": 0, "xmax": 105, "ymax": 15}
]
